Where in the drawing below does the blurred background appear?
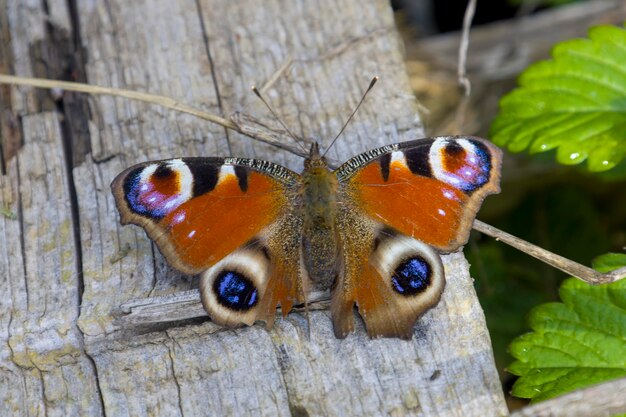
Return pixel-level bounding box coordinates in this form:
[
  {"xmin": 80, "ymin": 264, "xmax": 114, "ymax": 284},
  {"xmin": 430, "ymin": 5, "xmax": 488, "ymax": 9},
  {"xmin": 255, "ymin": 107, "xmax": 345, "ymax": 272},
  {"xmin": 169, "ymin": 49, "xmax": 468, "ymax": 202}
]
[{"xmin": 391, "ymin": 0, "xmax": 626, "ymax": 405}]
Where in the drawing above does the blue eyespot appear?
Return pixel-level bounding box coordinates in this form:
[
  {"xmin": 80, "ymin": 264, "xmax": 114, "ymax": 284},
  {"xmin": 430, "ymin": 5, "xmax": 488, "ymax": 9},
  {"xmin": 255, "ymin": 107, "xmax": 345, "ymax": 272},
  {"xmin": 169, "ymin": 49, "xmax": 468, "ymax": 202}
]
[
  {"xmin": 459, "ymin": 141, "xmax": 491, "ymax": 192},
  {"xmin": 391, "ymin": 257, "xmax": 431, "ymax": 296},
  {"xmin": 213, "ymin": 271, "xmax": 258, "ymax": 311},
  {"xmin": 124, "ymin": 170, "xmax": 151, "ymax": 216},
  {"xmin": 123, "ymin": 167, "xmax": 170, "ymax": 219}
]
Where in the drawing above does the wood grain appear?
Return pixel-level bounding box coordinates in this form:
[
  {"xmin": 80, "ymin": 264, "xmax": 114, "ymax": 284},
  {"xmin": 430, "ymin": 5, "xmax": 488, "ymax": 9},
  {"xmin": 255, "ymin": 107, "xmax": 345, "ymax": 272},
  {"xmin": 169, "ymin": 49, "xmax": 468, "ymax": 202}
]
[
  {"xmin": 509, "ymin": 377, "xmax": 626, "ymax": 417},
  {"xmin": 0, "ymin": 0, "xmax": 507, "ymax": 415}
]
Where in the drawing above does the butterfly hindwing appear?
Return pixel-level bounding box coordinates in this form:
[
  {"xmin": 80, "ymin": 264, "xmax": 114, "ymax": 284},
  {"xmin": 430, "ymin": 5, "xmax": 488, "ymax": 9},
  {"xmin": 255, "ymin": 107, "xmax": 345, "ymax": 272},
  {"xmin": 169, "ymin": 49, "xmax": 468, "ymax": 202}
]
[
  {"xmin": 333, "ymin": 136, "xmax": 501, "ymax": 338},
  {"xmin": 332, "ymin": 209, "xmax": 446, "ymax": 339},
  {"xmin": 111, "ymin": 157, "xmax": 305, "ymax": 325},
  {"xmin": 198, "ymin": 211, "xmax": 305, "ymax": 327}
]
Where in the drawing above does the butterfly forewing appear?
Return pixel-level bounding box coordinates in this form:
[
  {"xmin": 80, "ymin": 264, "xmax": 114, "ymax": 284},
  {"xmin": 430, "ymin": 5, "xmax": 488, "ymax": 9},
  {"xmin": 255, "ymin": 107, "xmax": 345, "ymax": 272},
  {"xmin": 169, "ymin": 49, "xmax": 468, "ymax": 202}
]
[
  {"xmin": 337, "ymin": 136, "xmax": 501, "ymax": 252},
  {"xmin": 111, "ymin": 157, "xmax": 305, "ymax": 325}
]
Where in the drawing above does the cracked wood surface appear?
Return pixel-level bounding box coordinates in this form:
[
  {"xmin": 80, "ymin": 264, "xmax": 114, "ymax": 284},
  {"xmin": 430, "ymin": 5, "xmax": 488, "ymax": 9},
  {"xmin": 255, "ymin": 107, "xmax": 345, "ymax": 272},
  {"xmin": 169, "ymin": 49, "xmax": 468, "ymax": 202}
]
[{"xmin": 0, "ymin": 0, "xmax": 507, "ymax": 416}]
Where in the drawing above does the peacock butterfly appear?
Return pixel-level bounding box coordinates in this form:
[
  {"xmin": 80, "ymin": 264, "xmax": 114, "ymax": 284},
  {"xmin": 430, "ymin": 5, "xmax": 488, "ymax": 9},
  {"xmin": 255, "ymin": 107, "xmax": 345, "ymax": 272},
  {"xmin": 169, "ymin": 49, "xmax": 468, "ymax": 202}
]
[{"xmin": 111, "ymin": 136, "xmax": 501, "ymax": 338}]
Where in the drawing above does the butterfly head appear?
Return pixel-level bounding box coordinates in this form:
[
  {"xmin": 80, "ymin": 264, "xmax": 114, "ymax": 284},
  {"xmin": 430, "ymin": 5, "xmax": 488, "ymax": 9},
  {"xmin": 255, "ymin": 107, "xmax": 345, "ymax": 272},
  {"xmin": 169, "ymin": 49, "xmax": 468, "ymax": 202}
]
[{"xmin": 304, "ymin": 142, "xmax": 328, "ymax": 170}]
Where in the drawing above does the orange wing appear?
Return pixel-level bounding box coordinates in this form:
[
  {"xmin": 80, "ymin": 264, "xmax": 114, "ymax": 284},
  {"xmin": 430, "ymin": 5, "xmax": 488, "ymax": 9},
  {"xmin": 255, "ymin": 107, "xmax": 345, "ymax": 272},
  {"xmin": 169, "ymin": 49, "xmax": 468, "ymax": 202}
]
[
  {"xmin": 337, "ymin": 136, "xmax": 502, "ymax": 252},
  {"xmin": 331, "ymin": 136, "xmax": 502, "ymax": 338},
  {"xmin": 112, "ymin": 157, "xmax": 305, "ymax": 328},
  {"xmin": 111, "ymin": 157, "xmax": 299, "ymax": 274}
]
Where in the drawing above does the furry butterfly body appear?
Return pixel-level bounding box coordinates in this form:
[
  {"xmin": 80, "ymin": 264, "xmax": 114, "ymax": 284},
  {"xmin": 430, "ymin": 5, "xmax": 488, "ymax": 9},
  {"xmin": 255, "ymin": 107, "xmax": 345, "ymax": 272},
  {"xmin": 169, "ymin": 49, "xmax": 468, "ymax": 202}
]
[{"xmin": 112, "ymin": 136, "xmax": 501, "ymax": 338}]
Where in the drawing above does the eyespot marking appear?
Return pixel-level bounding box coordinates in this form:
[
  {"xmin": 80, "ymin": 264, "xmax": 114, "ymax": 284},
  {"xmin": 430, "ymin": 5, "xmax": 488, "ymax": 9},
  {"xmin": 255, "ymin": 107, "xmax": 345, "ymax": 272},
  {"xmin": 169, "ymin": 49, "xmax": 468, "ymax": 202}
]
[
  {"xmin": 154, "ymin": 164, "xmax": 174, "ymax": 178},
  {"xmin": 391, "ymin": 256, "xmax": 432, "ymax": 296},
  {"xmin": 199, "ymin": 248, "xmax": 270, "ymax": 326},
  {"xmin": 213, "ymin": 270, "xmax": 258, "ymax": 311},
  {"xmin": 123, "ymin": 161, "xmax": 192, "ymax": 219},
  {"xmin": 430, "ymin": 138, "xmax": 493, "ymax": 193}
]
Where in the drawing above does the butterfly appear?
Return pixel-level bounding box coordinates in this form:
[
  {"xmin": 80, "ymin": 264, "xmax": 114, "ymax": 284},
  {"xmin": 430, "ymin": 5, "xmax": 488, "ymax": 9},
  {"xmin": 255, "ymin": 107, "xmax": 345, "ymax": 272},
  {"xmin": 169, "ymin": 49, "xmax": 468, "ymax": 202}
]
[{"xmin": 111, "ymin": 136, "xmax": 502, "ymax": 339}]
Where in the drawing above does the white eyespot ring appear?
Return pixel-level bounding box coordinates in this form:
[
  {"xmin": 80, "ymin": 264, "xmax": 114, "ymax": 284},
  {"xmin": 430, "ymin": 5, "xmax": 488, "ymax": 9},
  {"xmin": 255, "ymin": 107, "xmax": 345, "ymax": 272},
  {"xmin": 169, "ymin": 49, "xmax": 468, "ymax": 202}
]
[
  {"xmin": 370, "ymin": 233, "xmax": 445, "ymax": 304},
  {"xmin": 199, "ymin": 248, "xmax": 271, "ymax": 326}
]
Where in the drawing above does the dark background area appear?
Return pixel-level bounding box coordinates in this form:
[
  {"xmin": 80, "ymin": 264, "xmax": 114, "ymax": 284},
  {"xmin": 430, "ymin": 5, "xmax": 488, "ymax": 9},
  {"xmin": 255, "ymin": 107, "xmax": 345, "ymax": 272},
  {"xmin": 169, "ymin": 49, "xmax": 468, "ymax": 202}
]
[{"xmin": 392, "ymin": 0, "xmax": 626, "ymax": 401}]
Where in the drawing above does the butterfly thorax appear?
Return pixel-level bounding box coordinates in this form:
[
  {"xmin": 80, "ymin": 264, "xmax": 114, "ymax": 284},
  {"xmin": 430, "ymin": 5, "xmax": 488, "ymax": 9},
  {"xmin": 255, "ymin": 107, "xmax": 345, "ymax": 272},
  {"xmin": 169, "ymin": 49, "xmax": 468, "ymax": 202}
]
[{"xmin": 300, "ymin": 144, "xmax": 339, "ymax": 290}]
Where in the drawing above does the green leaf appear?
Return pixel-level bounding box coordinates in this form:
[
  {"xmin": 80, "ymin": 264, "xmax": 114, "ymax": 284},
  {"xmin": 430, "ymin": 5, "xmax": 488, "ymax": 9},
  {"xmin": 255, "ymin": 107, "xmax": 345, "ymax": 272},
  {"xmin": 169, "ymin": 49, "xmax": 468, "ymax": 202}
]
[
  {"xmin": 491, "ymin": 25, "xmax": 626, "ymax": 172},
  {"xmin": 508, "ymin": 253, "xmax": 626, "ymax": 402}
]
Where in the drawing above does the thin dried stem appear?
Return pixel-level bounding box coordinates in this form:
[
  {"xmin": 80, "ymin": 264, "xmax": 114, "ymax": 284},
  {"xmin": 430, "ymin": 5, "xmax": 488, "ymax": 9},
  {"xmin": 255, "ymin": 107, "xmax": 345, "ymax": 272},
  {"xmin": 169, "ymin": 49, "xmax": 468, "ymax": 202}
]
[
  {"xmin": 258, "ymin": 57, "xmax": 294, "ymax": 92},
  {"xmin": 473, "ymin": 220, "xmax": 626, "ymax": 285},
  {"xmin": 115, "ymin": 288, "xmax": 330, "ymax": 328},
  {"xmin": 449, "ymin": 0, "xmax": 476, "ymax": 135},
  {"xmin": 0, "ymin": 74, "xmax": 306, "ymax": 156},
  {"xmin": 0, "ymin": 74, "xmax": 235, "ymax": 128},
  {"xmin": 458, "ymin": 0, "xmax": 476, "ymax": 96}
]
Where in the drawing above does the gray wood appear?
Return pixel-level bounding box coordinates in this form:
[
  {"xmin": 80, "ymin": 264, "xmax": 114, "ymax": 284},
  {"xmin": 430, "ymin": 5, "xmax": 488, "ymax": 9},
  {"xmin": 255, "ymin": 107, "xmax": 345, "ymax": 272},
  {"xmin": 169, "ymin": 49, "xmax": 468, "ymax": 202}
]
[
  {"xmin": 0, "ymin": 0, "xmax": 507, "ymax": 416},
  {"xmin": 509, "ymin": 377, "xmax": 626, "ymax": 417}
]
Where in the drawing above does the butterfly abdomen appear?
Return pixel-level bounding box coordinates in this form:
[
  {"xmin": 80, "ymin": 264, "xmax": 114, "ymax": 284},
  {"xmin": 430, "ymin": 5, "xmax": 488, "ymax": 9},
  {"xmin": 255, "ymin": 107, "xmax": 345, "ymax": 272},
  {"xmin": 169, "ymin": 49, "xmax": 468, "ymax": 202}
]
[{"xmin": 301, "ymin": 164, "xmax": 340, "ymax": 290}]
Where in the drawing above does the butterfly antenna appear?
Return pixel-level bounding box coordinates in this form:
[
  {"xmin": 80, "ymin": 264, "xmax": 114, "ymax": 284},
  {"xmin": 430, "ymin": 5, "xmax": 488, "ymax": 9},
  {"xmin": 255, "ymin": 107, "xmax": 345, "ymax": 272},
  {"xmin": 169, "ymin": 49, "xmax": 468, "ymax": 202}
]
[
  {"xmin": 322, "ymin": 76, "xmax": 379, "ymax": 158},
  {"xmin": 251, "ymin": 86, "xmax": 307, "ymax": 152}
]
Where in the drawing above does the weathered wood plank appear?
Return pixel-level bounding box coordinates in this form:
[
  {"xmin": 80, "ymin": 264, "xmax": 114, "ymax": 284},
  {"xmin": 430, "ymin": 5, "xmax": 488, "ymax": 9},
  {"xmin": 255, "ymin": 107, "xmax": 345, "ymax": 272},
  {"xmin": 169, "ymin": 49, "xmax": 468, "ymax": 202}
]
[
  {"xmin": 0, "ymin": 111, "xmax": 104, "ymax": 415},
  {"xmin": 1, "ymin": 0, "xmax": 508, "ymax": 415},
  {"xmin": 510, "ymin": 377, "xmax": 626, "ymax": 417},
  {"xmin": 0, "ymin": 3, "xmax": 104, "ymax": 416}
]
